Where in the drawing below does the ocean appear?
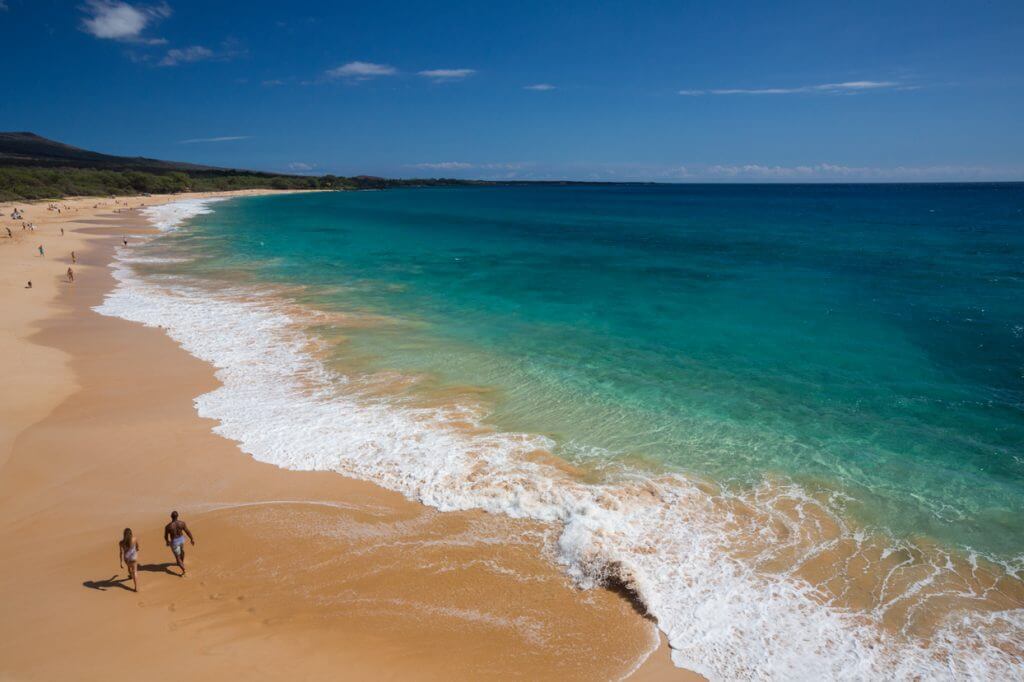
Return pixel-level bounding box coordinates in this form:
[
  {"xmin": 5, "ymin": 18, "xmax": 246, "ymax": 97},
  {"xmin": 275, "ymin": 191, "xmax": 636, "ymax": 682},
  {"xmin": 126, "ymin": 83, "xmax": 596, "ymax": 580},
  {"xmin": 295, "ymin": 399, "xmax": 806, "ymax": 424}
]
[{"xmin": 97, "ymin": 184, "xmax": 1024, "ymax": 679}]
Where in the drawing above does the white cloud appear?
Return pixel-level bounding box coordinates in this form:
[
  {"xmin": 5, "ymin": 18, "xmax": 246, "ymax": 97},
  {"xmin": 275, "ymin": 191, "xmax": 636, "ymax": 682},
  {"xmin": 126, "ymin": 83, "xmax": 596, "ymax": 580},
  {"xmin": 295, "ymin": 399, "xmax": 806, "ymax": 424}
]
[
  {"xmin": 406, "ymin": 161, "xmax": 527, "ymax": 172},
  {"xmin": 80, "ymin": 1, "xmax": 170, "ymax": 43},
  {"xmin": 418, "ymin": 68, "xmax": 476, "ymax": 81},
  {"xmin": 159, "ymin": 45, "xmax": 214, "ymax": 66},
  {"xmin": 408, "ymin": 162, "xmax": 475, "ymax": 170},
  {"xmin": 705, "ymin": 163, "xmax": 827, "ymax": 176},
  {"xmin": 326, "ymin": 61, "xmax": 397, "ymax": 80},
  {"xmin": 156, "ymin": 39, "xmax": 245, "ymax": 67},
  {"xmin": 700, "ymin": 162, "xmax": 999, "ymax": 180},
  {"xmin": 468, "ymin": 161, "xmax": 1016, "ymax": 182},
  {"xmin": 524, "ymin": 83, "xmax": 556, "ymax": 91},
  {"xmin": 819, "ymin": 81, "xmax": 897, "ymax": 91},
  {"xmin": 287, "ymin": 162, "xmax": 315, "ymax": 172},
  {"xmin": 179, "ymin": 135, "xmax": 250, "ymax": 144},
  {"xmin": 262, "ymin": 79, "xmax": 285, "ymax": 87},
  {"xmin": 680, "ymin": 80, "xmax": 901, "ymax": 96}
]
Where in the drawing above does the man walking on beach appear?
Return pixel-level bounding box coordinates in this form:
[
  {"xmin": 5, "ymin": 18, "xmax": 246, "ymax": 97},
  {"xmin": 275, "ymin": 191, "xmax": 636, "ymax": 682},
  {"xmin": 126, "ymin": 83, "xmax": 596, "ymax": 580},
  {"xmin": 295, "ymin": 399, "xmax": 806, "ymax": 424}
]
[{"xmin": 164, "ymin": 511, "xmax": 195, "ymax": 576}]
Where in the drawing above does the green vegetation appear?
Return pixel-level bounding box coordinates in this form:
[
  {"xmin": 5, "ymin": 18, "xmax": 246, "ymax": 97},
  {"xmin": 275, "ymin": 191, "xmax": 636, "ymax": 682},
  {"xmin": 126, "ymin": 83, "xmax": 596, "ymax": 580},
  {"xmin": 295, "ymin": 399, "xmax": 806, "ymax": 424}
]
[
  {"xmin": 0, "ymin": 166, "xmax": 491, "ymax": 201},
  {"xmin": 0, "ymin": 132, "xmax": 487, "ymax": 201},
  {"xmin": 0, "ymin": 133, "xmax": 624, "ymax": 202},
  {"xmin": 0, "ymin": 166, "xmax": 349, "ymax": 201}
]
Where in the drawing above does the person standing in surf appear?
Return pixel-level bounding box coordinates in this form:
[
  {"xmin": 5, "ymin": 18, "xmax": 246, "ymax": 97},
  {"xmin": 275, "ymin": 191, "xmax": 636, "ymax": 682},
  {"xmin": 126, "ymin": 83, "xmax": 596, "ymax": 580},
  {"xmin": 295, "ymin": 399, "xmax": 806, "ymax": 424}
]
[{"xmin": 163, "ymin": 511, "xmax": 195, "ymax": 576}]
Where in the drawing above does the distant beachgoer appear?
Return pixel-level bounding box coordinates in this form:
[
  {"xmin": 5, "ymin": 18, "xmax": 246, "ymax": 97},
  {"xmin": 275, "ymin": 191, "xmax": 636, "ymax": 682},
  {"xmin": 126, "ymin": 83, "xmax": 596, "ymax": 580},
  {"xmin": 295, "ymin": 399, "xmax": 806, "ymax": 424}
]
[
  {"xmin": 122, "ymin": 237, "xmax": 128, "ymax": 247},
  {"xmin": 71, "ymin": 251, "xmax": 77, "ymax": 263},
  {"xmin": 119, "ymin": 528, "xmax": 141, "ymax": 592},
  {"xmin": 67, "ymin": 267, "xmax": 74, "ymax": 282},
  {"xmin": 164, "ymin": 511, "xmax": 195, "ymax": 576},
  {"xmin": 60, "ymin": 227, "xmax": 64, "ymax": 236},
  {"xmin": 5, "ymin": 227, "xmax": 10, "ymax": 238},
  {"xmin": 25, "ymin": 281, "xmax": 32, "ymax": 289},
  {"xmin": 38, "ymin": 245, "xmax": 44, "ymax": 256}
]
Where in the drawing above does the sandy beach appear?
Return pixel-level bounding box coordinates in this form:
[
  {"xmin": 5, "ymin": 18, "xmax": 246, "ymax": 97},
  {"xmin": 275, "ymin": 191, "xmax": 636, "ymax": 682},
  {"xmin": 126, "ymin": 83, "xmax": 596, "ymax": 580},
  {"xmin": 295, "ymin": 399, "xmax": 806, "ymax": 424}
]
[{"xmin": 0, "ymin": 191, "xmax": 699, "ymax": 681}]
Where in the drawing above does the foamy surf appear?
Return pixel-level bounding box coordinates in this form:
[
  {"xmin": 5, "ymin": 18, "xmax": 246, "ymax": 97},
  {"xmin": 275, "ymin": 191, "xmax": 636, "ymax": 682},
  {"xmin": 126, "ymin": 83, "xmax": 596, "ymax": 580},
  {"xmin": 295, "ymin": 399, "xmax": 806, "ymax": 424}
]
[
  {"xmin": 141, "ymin": 197, "xmax": 226, "ymax": 232},
  {"xmin": 95, "ymin": 198, "xmax": 1024, "ymax": 681}
]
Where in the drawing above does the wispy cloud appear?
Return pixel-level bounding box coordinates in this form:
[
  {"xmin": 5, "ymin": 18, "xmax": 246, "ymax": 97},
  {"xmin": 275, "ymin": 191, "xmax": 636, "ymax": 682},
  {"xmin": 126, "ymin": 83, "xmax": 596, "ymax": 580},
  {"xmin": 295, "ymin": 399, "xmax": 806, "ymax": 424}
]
[
  {"xmin": 680, "ymin": 80, "xmax": 901, "ymax": 96},
  {"xmin": 179, "ymin": 135, "xmax": 250, "ymax": 144},
  {"xmin": 409, "ymin": 160, "xmax": 1018, "ymax": 182},
  {"xmin": 158, "ymin": 39, "xmax": 246, "ymax": 67},
  {"xmin": 407, "ymin": 162, "xmax": 475, "ymax": 170},
  {"xmin": 286, "ymin": 162, "xmax": 316, "ymax": 172},
  {"xmin": 160, "ymin": 45, "xmax": 213, "ymax": 66},
  {"xmin": 80, "ymin": 0, "xmax": 169, "ymax": 44},
  {"xmin": 524, "ymin": 83, "xmax": 556, "ymax": 91},
  {"xmin": 326, "ymin": 61, "xmax": 398, "ymax": 80},
  {"xmin": 0, "ymin": 1, "xmax": 9, "ymax": 11},
  {"xmin": 418, "ymin": 68, "xmax": 476, "ymax": 81},
  {"xmin": 261, "ymin": 79, "xmax": 286, "ymax": 87},
  {"xmin": 695, "ymin": 162, "xmax": 1003, "ymax": 180},
  {"xmin": 406, "ymin": 161, "xmax": 526, "ymax": 172}
]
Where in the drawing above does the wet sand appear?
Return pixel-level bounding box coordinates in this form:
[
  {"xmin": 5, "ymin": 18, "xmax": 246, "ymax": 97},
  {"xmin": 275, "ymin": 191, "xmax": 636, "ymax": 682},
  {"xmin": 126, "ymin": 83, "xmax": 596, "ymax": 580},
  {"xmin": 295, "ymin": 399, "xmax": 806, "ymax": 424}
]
[{"xmin": 0, "ymin": 193, "xmax": 699, "ymax": 680}]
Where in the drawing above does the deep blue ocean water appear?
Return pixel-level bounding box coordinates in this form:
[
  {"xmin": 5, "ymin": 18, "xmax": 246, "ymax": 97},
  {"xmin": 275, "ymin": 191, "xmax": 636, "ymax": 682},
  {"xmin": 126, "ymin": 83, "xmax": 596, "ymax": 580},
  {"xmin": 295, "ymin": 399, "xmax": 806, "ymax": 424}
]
[{"xmin": 177, "ymin": 184, "xmax": 1024, "ymax": 559}]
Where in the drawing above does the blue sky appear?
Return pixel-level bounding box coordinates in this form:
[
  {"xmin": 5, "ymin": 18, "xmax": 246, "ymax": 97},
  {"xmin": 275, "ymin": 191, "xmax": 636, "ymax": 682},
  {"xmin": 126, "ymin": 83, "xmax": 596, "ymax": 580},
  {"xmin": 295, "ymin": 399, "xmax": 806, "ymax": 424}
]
[{"xmin": 2, "ymin": 0, "xmax": 1023, "ymax": 181}]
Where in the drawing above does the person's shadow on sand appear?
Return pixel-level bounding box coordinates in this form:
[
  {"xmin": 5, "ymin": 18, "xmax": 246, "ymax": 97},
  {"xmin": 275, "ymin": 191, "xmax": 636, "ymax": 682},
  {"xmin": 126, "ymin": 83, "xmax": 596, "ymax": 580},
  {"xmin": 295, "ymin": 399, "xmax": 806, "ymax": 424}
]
[
  {"xmin": 83, "ymin": 563, "xmax": 178, "ymax": 591},
  {"xmin": 137, "ymin": 562, "xmax": 179, "ymax": 576},
  {"xmin": 82, "ymin": 575, "xmax": 132, "ymax": 591}
]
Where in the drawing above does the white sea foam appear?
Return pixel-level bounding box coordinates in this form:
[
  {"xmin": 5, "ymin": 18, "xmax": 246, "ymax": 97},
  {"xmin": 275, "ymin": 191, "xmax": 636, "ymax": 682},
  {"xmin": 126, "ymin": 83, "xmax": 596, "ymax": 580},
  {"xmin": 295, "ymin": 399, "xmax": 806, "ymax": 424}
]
[
  {"xmin": 141, "ymin": 197, "xmax": 225, "ymax": 232},
  {"xmin": 117, "ymin": 255, "xmax": 191, "ymax": 265},
  {"xmin": 94, "ymin": 199, "xmax": 1024, "ymax": 681}
]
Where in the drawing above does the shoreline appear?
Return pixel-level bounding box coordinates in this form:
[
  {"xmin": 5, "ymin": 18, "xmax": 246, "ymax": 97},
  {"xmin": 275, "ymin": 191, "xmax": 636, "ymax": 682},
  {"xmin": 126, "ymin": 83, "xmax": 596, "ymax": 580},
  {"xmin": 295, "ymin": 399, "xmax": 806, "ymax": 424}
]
[
  {"xmin": 98, "ymin": 193, "xmax": 1024, "ymax": 679},
  {"xmin": 0, "ymin": 192, "xmax": 695, "ymax": 680}
]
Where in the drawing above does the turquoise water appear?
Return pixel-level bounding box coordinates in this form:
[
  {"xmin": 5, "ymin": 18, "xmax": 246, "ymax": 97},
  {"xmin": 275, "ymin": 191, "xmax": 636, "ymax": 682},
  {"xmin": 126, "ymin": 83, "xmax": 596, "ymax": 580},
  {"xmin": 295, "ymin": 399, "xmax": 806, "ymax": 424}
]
[{"xmin": 177, "ymin": 184, "xmax": 1024, "ymax": 560}]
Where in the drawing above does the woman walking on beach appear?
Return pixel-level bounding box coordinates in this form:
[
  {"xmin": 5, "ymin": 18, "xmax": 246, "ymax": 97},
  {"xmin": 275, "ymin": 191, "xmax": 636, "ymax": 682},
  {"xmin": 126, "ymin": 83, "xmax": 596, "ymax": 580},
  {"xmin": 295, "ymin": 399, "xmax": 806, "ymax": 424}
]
[{"xmin": 118, "ymin": 528, "xmax": 140, "ymax": 592}]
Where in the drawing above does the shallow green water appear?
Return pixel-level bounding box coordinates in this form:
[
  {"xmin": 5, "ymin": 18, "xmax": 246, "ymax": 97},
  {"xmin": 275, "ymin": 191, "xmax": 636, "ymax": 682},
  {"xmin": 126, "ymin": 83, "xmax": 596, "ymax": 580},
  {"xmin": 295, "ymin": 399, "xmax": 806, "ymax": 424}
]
[{"xmin": 173, "ymin": 184, "xmax": 1024, "ymax": 558}]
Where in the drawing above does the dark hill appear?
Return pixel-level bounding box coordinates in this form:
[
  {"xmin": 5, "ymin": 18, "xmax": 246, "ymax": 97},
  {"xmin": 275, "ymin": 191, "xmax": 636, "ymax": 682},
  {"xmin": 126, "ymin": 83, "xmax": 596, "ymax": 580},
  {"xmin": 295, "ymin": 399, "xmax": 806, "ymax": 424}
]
[{"xmin": 0, "ymin": 132, "xmax": 220, "ymax": 173}]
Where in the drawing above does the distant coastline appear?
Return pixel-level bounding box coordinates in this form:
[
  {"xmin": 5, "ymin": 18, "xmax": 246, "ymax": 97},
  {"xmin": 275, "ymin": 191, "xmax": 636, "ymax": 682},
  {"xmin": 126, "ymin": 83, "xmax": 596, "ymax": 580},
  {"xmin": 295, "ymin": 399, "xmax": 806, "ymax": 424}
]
[{"xmin": 4, "ymin": 132, "xmax": 1021, "ymax": 202}]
